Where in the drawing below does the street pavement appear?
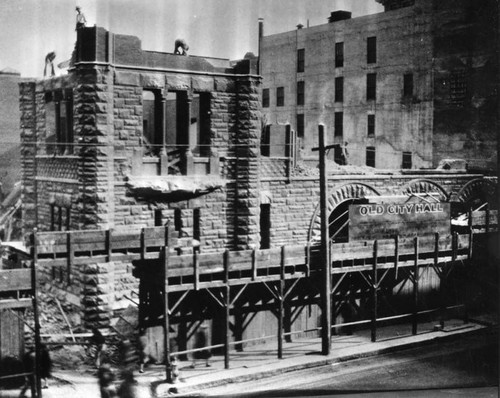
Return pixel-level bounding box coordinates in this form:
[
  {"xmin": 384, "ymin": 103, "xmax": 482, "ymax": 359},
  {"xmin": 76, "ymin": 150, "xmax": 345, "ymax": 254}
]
[{"xmin": 0, "ymin": 314, "xmax": 496, "ymax": 398}]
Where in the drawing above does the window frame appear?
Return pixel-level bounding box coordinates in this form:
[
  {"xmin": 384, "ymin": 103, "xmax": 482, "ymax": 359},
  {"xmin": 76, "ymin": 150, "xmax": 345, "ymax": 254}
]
[
  {"xmin": 367, "ymin": 73, "xmax": 377, "ymax": 101},
  {"xmin": 297, "ymin": 48, "xmax": 305, "ymax": 73},
  {"xmin": 262, "ymin": 88, "xmax": 270, "ymax": 108},
  {"xmin": 403, "ymin": 73, "xmax": 414, "ymax": 98},
  {"xmin": 335, "ymin": 76, "xmax": 344, "ymax": 103},
  {"xmin": 402, "ymin": 151, "xmax": 412, "ymax": 169},
  {"xmin": 334, "ymin": 112, "xmax": 343, "ymax": 139},
  {"xmin": 276, "ymin": 87, "xmax": 285, "ymax": 107},
  {"xmin": 367, "ymin": 114, "xmax": 375, "ymax": 137},
  {"xmin": 367, "ymin": 36, "xmax": 377, "ymax": 64},
  {"xmin": 366, "ymin": 146, "xmax": 376, "ymax": 167},
  {"xmin": 335, "ymin": 42, "xmax": 344, "ymax": 68},
  {"xmin": 296, "ymin": 81, "xmax": 305, "ymax": 106}
]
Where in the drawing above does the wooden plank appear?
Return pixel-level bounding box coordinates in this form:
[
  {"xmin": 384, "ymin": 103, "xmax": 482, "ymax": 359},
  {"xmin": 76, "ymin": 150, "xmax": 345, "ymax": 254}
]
[
  {"xmin": 0, "ymin": 269, "xmax": 32, "ymax": 291},
  {"xmin": 0, "ymin": 298, "xmax": 32, "ymax": 310}
]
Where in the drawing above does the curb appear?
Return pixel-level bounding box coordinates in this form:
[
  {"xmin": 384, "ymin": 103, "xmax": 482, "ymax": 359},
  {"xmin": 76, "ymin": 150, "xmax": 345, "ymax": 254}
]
[{"xmin": 154, "ymin": 323, "xmax": 496, "ymax": 397}]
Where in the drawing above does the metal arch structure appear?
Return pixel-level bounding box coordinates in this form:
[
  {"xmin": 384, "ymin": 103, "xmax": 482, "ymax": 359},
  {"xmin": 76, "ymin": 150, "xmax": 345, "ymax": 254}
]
[
  {"xmin": 307, "ymin": 182, "xmax": 381, "ymax": 245},
  {"xmin": 399, "ymin": 179, "xmax": 450, "ymax": 202}
]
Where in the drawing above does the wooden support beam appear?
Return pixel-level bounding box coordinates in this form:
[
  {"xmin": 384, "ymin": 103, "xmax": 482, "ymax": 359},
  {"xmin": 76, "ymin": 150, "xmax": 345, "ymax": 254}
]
[
  {"xmin": 66, "ymin": 232, "xmax": 73, "ymax": 285},
  {"xmin": 32, "ymin": 230, "xmax": 42, "ymax": 398},
  {"xmin": 412, "ymin": 237, "xmax": 419, "ymax": 335},
  {"xmin": 193, "ymin": 250, "xmax": 199, "ymax": 291},
  {"xmin": 371, "ymin": 240, "xmax": 378, "ymax": 343},
  {"xmin": 163, "ymin": 224, "xmax": 172, "ymax": 383},
  {"xmin": 224, "ymin": 250, "xmax": 230, "ymax": 369},
  {"xmin": 106, "ymin": 229, "xmax": 112, "ymax": 262},
  {"xmin": 277, "ymin": 246, "xmax": 285, "ymax": 359},
  {"xmin": 394, "ymin": 235, "xmax": 399, "ymax": 279}
]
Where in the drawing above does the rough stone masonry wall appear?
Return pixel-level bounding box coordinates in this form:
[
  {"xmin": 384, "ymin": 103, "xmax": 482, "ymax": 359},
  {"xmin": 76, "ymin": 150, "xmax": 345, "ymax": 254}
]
[
  {"xmin": 19, "ymin": 82, "xmax": 37, "ymax": 235},
  {"xmin": 75, "ymin": 67, "xmax": 115, "ymax": 230},
  {"xmin": 262, "ymin": 173, "xmax": 484, "ymax": 248}
]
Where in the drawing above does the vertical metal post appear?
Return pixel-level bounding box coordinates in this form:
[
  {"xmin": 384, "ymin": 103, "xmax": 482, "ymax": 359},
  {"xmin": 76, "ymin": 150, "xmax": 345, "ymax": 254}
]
[
  {"xmin": 224, "ymin": 250, "xmax": 230, "ymax": 369},
  {"xmin": 318, "ymin": 125, "xmax": 331, "ymax": 355},
  {"xmin": 412, "ymin": 237, "xmax": 419, "ymax": 335},
  {"xmin": 163, "ymin": 224, "xmax": 172, "ymax": 383},
  {"xmin": 278, "ymin": 246, "xmax": 285, "ymax": 359},
  {"xmin": 371, "ymin": 240, "xmax": 378, "ymax": 343},
  {"xmin": 32, "ymin": 230, "xmax": 42, "ymax": 398}
]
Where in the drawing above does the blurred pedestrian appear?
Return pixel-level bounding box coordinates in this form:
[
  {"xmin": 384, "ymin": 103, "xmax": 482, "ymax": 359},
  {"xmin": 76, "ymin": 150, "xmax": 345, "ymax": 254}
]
[
  {"xmin": 118, "ymin": 338, "xmax": 136, "ymax": 372},
  {"xmin": 190, "ymin": 323, "xmax": 211, "ymax": 368},
  {"xmin": 137, "ymin": 329, "xmax": 148, "ymax": 373},
  {"xmin": 98, "ymin": 363, "xmax": 117, "ymax": 398},
  {"xmin": 91, "ymin": 327, "xmax": 107, "ymax": 368},
  {"xmin": 19, "ymin": 344, "xmax": 52, "ymax": 397},
  {"xmin": 117, "ymin": 369, "xmax": 137, "ymax": 398}
]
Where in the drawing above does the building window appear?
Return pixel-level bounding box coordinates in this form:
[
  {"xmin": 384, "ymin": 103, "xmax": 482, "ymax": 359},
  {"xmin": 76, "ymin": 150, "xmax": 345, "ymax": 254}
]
[
  {"xmin": 403, "ymin": 73, "xmax": 413, "ymax": 98},
  {"xmin": 261, "ymin": 124, "xmax": 271, "ymax": 157},
  {"xmin": 335, "ymin": 42, "xmax": 344, "ymax": 68},
  {"xmin": 50, "ymin": 205, "xmax": 70, "ymax": 231},
  {"xmin": 260, "ymin": 204, "xmax": 271, "ymax": 249},
  {"xmin": 191, "ymin": 93, "xmax": 211, "ymax": 157},
  {"xmin": 402, "ymin": 152, "xmax": 412, "ymax": 169},
  {"xmin": 335, "ymin": 77, "xmax": 344, "ymax": 102},
  {"xmin": 193, "ymin": 209, "xmax": 201, "ymax": 242},
  {"xmin": 297, "ymin": 49, "xmax": 305, "ymax": 73},
  {"xmin": 142, "ymin": 90, "xmax": 163, "ymax": 154},
  {"xmin": 366, "ymin": 146, "xmax": 376, "ymax": 167},
  {"xmin": 262, "ymin": 88, "xmax": 270, "ymax": 108},
  {"xmin": 367, "ymin": 36, "xmax": 377, "ymax": 64},
  {"xmin": 296, "ymin": 114, "xmax": 304, "ymax": 139},
  {"xmin": 45, "ymin": 90, "xmax": 73, "ymax": 155},
  {"xmin": 367, "ymin": 114, "xmax": 375, "ymax": 137},
  {"xmin": 154, "ymin": 209, "xmax": 163, "ymax": 227},
  {"xmin": 174, "ymin": 208, "xmax": 182, "ymax": 233},
  {"xmin": 449, "ymin": 69, "xmax": 467, "ymax": 107},
  {"xmin": 334, "ymin": 112, "xmax": 343, "ymax": 139},
  {"xmin": 367, "ymin": 73, "xmax": 376, "ymax": 101},
  {"xmin": 297, "ymin": 81, "xmax": 305, "ymax": 106},
  {"xmin": 276, "ymin": 87, "xmax": 285, "ymax": 107}
]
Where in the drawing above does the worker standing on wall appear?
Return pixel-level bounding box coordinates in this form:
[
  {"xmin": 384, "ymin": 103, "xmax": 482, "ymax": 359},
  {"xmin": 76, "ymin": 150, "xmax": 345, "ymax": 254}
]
[{"xmin": 75, "ymin": 6, "xmax": 87, "ymax": 30}]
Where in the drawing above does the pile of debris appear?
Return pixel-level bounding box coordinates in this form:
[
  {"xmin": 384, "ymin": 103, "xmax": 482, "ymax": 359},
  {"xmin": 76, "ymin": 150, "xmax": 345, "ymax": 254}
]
[{"xmin": 292, "ymin": 160, "xmax": 377, "ymax": 177}]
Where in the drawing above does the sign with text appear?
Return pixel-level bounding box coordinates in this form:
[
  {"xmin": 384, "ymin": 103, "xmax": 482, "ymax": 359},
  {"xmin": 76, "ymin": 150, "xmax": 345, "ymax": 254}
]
[{"xmin": 349, "ymin": 201, "xmax": 451, "ymax": 241}]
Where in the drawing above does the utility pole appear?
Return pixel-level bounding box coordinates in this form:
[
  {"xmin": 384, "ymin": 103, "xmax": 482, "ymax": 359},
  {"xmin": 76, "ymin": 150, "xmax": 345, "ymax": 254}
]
[{"xmin": 312, "ymin": 124, "xmax": 334, "ymax": 355}]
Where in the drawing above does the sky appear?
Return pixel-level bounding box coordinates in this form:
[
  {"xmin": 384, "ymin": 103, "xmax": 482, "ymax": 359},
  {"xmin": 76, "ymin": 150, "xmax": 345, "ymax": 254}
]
[{"xmin": 0, "ymin": 0, "xmax": 383, "ymax": 78}]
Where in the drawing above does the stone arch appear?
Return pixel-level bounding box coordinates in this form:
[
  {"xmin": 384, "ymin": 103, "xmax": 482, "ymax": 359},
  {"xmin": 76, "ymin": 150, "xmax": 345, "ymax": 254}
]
[
  {"xmin": 399, "ymin": 179, "xmax": 449, "ymax": 202},
  {"xmin": 308, "ymin": 183, "xmax": 380, "ymax": 244},
  {"xmin": 454, "ymin": 178, "xmax": 497, "ymax": 212}
]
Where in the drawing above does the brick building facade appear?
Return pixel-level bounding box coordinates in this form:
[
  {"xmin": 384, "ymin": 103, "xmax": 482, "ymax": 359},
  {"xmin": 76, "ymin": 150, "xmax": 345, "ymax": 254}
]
[{"xmin": 260, "ymin": 0, "xmax": 498, "ymax": 171}]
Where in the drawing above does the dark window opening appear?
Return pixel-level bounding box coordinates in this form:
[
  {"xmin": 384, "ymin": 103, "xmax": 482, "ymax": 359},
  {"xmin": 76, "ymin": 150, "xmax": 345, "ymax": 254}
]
[
  {"xmin": 276, "ymin": 87, "xmax": 285, "ymax": 107},
  {"xmin": 45, "ymin": 89, "xmax": 73, "ymax": 155},
  {"xmin": 50, "ymin": 204, "xmax": 70, "ymax": 231},
  {"xmin": 261, "ymin": 125, "xmax": 271, "ymax": 157},
  {"xmin": 335, "ymin": 42, "xmax": 344, "ymax": 68},
  {"xmin": 154, "ymin": 209, "xmax": 163, "ymax": 226},
  {"xmin": 297, "ymin": 81, "xmax": 305, "ymax": 106},
  {"xmin": 334, "ymin": 112, "xmax": 343, "ymax": 139},
  {"xmin": 329, "ymin": 199, "xmax": 364, "ymax": 243},
  {"xmin": 191, "ymin": 93, "xmax": 211, "ymax": 157},
  {"xmin": 366, "ymin": 146, "xmax": 376, "ymax": 167},
  {"xmin": 367, "ymin": 73, "xmax": 376, "ymax": 101},
  {"xmin": 174, "ymin": 208, "xmax": 182, "ymax": 232},
  {"xmin": 142, "ymin": 90, "xmax": 163, "ymax": 155},
  {"xmin": 335, "ymin": 77, "xmax": 344, "ymax": 102},
  {"xmin": 403, "ymin": 73, "xmax": 413, "ymax": 98},
  {"xmin": 296, "ymin": 114, "xmax": 304, "ymax": 139},
  {"xmin": 193, "ymin": 209, "xmax": 201, "ymax": 242},
  {"xmin": 367, "ymin": 114, "xmax": 375, "ymax": 137},
  {"xmin": 297, "ymin": 49, "xmax": 305, "ymax": 73},
  {"xmin": 260, "ymin": 204, "xmax": 271, "ymax": 249},
  {"xmin": 262, "ymin": 88, "xmax": 270, "ymax": 108},
  {"xmin": 367, "ymin": 36, "xmax": 377, "ymax": 64},
  {"xmin": 449, "ymin": 69, "xmax": 467, "ymax": 107},
  {"xmin": 402, "ymin": 152, "xmax": 412, "ymax": 169}
]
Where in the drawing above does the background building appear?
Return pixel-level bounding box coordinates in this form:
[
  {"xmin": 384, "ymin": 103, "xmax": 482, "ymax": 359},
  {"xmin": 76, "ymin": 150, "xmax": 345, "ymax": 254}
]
[{"xmin": 259, "ymin": 0, "xmax": 498, "ymax": 171}]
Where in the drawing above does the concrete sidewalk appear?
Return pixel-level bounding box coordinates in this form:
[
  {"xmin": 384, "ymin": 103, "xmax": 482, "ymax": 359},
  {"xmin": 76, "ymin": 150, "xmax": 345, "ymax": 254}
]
[
  {"xmin": 153, "ymin": 316, "xmax": 497, "ymax": 397},
  {"xmin": 1, "ymin": 316, "xmax": 495, "ymax": 398}
]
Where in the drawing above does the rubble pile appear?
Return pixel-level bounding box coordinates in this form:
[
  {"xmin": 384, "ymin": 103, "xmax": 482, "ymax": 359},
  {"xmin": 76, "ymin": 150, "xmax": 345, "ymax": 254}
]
[{"xmin": 292, "ymin": 160, "xmax": 377, "ymax": 177}]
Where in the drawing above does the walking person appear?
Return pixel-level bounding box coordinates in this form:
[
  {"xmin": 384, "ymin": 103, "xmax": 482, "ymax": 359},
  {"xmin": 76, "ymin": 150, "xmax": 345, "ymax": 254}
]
[
  {"xmin": 90, "ymin": 327, "xmax": 107, "ymax": 369},
  {"xmin": 19, "ymin": 344, "xmax": 52, "ymax": 397},
  {"xmin": 137, "ymin": 329, "xmax": 148, "ymax": 373},
  {"xmin": 116, "ymin": 369, "xmax": 137, "ymax": 398},
  {"xmin": 97, "ymin": 363, "xmax": 117, "ymax": 398},
  {"xmin": 190, "ymin": 323, "xmax": 211, "ymax": 368}
]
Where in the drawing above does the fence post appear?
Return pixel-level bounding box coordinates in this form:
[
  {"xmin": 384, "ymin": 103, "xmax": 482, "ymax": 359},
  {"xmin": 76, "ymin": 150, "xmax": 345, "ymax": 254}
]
[
  {"xmin": 278, "ymin": 246, "xmax": 285, "ymax": 359},
  {"xmin": 224, "ymin": 250, "xmax": 230, "ymax": 369},
  {"xmin": 371, "ymin": 240, "xmax": 378, "ymax": 343},
  {"xmin": 412, "ymin": 237, "xmax": 419, "ymax": 335},
  {"xmin": 32, "ymin": 229, "xmax": 42, "ymax": 398},
  {"xmin": 163, "ymin": 224, "xmax": 172, "ymax": 383}
]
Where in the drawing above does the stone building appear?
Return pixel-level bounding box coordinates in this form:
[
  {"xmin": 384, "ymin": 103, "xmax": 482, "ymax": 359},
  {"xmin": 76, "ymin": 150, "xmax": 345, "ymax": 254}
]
[
  {"xmin": 259, "ymin": 0, "xmax": 498, "ymax": 171},
  {"xmin": 18, "ymin": 25, "xmax": 496, "ymax": 341}
]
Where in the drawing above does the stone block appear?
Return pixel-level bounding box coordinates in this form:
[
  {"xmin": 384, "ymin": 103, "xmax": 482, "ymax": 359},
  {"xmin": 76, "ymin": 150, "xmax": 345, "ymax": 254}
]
[
  {"xmin": 141, "ymin": 73, "xmax": 166, "ymax": 88},
  {"xmin": 115, "ymin": 71, "xmax": 141, "ymax": 86}
]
